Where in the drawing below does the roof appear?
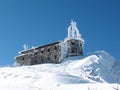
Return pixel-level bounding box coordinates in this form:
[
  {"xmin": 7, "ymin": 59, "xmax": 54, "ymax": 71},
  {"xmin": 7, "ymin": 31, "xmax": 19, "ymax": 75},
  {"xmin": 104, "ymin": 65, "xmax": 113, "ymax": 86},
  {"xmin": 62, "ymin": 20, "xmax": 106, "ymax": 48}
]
[
  {"xmin": 35, "ymin": 41, "xmax": 60, "ymax": 49},
  {"xmin": 20, "ymin": 41, "xmax": 60, "ymax": 54}
]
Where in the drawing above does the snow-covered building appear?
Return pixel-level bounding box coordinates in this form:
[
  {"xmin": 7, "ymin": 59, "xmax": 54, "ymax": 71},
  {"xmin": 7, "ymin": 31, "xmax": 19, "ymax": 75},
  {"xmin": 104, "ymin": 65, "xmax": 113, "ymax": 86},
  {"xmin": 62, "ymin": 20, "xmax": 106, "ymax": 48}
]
[{"xmin": 15, "ymin": 20, "xmax": 84, "ymax": 65}]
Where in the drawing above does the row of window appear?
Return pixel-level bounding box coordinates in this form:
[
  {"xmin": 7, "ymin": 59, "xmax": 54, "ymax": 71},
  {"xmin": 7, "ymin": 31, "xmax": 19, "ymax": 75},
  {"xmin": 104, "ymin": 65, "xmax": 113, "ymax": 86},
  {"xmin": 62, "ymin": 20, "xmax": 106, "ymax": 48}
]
[
  {"xmin": 71, "ymin": 42, "xmax": 82, "ymax": 46},
  {"xmin": 21, "ymin": 54, "xmax": 57, "ymax": 60},
  {"xmin": 47, "ymin": 55, "xmax": 57, "ymax": 60},
  {"xmin": 33, "ymin": 46, "xmax": 58, "ymax": 55},
  {"xmin": 41, "ymin": 46, "xmax": 58, "ymax": 53},
  {"xmin": 34, "ymin": 55, "xmax": 57, "ymax": 64},
  {"xmin": 32, "ymin": 54, "xmax": 58, "ymax": 64}
]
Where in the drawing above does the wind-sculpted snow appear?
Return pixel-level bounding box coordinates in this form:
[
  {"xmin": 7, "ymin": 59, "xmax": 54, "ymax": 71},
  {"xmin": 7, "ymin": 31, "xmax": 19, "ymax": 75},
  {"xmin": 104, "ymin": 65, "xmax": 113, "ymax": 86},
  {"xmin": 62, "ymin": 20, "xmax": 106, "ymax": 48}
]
[
  {"xmin": 61, "ymin": 51, "xmax": 120, "ymax": 83},
  {"xmin": 0, "ymin": 51, "xmax": 120, "ymax": 90}
]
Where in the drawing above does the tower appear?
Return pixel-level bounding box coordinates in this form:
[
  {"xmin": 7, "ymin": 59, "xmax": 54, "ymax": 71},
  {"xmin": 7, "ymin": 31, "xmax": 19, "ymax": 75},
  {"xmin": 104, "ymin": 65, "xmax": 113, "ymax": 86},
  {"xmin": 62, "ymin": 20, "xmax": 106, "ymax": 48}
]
[{"xmin": 64, "ymin": 20, "xmax": 84, "ymax": 56}]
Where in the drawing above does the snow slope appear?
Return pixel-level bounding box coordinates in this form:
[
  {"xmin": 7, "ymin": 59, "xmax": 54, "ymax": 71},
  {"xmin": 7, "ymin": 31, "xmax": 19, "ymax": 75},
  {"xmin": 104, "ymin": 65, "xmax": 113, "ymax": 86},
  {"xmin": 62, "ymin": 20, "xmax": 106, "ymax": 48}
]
[{"xmin": 0, "ymin": 51, "xmax": 120, "ymax": 90}]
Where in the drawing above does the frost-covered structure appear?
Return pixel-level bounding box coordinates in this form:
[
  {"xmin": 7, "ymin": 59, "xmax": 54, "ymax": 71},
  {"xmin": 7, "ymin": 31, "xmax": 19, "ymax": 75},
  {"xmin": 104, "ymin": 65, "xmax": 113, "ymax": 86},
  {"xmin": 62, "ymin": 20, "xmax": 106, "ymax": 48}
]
[
  {"xmin": 15, "ymin": 20, "xmax": 84, "ymax": 65},
  {"xmin": 64, "ymin": 20, "xmax": 84, "ymax": 57}
]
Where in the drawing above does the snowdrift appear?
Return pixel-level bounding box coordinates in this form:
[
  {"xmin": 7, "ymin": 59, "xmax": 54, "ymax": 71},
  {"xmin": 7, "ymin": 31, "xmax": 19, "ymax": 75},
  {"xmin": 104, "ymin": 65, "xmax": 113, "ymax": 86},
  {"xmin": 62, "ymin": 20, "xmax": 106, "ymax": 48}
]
[{"xmin": 0, "ymin": 51, "xmax": 120, "ymax": 90}]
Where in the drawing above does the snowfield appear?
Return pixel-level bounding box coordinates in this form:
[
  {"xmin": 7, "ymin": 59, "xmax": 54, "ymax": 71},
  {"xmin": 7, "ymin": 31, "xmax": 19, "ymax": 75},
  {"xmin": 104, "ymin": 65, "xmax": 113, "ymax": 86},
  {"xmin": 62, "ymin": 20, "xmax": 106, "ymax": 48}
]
[{"xmin": 0, "ymin": 51, "xmax": 120, "ymax": 90}]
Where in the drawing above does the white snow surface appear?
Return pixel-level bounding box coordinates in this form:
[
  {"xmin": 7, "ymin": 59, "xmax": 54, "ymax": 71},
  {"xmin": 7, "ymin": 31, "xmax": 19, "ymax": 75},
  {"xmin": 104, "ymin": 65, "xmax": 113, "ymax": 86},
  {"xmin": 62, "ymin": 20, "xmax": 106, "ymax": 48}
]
[{"xmin": 0, "ymin": 51, "xmax": 120, "ymax": 90}]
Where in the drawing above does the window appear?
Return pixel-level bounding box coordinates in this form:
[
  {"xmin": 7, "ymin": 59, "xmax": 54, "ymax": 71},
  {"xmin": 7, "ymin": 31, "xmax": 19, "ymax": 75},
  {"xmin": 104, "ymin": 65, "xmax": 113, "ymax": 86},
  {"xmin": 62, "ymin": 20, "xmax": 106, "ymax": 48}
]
[
  {"xmin": 47, "ymin": 57, "xmax": 50, "ymax": 61},
  {"xmin": 41, "ymin": 48, "xmax": 44, "ymax": 53},
  {"xmin": 80, "ymin": 43, "xmax": 82, "ymax": 46},
  {"xmin": 54, "ymin": 46, "xmax": 57, "ymax": 50},
  {"xmin": 41, "ymin": 59, "xmax": 43, "ymax": 63},
  {"xmin": 41, "ymin": 50, "xmax": 44, "ymax": 53},
  {"xmin": 54, "ymin": 55, "xmax": 57, "ymax": 59},
  {"xmin": 35, "ymin": 60, "xmax": 37, "ymax": 63},
  {"xmin": 35, "ymin": 52, "xmax": 38, "ymax": 55},
  {"xmin": 22, "ymin": 57, "xmax": 24, "ymax": 60},
  {"xmin": 71, "ymin": 49, "xmax": 77, "ymax": 53},
  {"xmin": 72, "ymin": 49, "xmax": 74, "ymax": 53},
  {"xmin": 71, "ymin": 42, "xmax": 74, "ymax": 45},
  {"xmin": 48, "ymin": 48, "xmax": 50, "ymax": 52}
]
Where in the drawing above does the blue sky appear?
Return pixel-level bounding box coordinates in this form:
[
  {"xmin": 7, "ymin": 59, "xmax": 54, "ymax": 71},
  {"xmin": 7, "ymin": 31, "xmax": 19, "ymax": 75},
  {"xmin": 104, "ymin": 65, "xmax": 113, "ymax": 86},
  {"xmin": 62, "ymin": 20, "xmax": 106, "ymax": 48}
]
[{"xmin": 0, "ymin": 0, "xmax": 120, "ymax": 66}]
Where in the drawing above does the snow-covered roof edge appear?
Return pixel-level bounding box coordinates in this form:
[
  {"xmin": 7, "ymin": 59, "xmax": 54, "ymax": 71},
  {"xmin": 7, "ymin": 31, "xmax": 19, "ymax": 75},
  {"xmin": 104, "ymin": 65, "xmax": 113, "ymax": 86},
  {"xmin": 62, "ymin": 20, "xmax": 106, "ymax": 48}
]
[{"xmin": 18, "ymin": 41, "xmax": 60, "ymax": 55}]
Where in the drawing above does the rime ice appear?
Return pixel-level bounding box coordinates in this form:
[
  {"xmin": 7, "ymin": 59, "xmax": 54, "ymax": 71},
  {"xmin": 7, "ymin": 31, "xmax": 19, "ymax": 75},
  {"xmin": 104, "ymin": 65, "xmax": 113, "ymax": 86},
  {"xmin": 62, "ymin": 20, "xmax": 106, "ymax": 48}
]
[
  {"xmin": 16, "ymin": 20, "xmax": 84, "ymax": 65},
  {"xmin": 65, "ymin": 19, "xmax": 84, "ymax": 43}
]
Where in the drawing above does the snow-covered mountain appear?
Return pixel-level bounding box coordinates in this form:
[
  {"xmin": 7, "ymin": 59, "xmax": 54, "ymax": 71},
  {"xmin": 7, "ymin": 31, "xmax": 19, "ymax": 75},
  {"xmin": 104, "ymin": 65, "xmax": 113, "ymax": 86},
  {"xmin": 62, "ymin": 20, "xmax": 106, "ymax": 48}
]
[{"xmin": 0, "ymin": 51, "xmax": 120, "ymax": 90}]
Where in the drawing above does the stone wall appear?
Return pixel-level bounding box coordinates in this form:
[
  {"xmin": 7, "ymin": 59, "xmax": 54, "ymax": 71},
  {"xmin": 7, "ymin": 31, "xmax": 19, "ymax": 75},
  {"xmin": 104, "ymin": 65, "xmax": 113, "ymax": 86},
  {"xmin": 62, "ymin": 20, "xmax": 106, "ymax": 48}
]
[
  {"xmin": 67, "ymin": 39, "xmax": 83, "ymax": 56},
  {"xmin": 16, "ymin": 42, "xmax": 61, "ymax": 65}
]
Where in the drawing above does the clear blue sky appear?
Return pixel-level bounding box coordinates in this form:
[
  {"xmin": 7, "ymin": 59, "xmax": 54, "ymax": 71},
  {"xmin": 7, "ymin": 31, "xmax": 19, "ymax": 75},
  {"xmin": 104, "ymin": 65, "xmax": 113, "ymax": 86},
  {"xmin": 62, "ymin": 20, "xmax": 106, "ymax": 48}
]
[{"xmin": 0, "ymin": 0, "xmax": 120, "ymax": 66}]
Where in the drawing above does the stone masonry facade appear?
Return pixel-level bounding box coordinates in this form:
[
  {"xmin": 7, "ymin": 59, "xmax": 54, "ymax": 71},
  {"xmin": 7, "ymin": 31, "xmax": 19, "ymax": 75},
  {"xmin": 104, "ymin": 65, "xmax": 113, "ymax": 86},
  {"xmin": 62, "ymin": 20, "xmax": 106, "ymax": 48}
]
[{"xmin": 15, "ymin": 20, "xmax": 84, "ymax": 66}]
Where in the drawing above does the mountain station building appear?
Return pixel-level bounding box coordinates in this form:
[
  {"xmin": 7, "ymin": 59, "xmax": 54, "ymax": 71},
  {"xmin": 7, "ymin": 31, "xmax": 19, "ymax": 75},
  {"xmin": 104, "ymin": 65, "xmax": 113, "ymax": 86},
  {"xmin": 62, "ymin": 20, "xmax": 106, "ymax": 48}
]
[{"xmin": 15, "ymin": 20, "xmax": 84, "ymax": 65}]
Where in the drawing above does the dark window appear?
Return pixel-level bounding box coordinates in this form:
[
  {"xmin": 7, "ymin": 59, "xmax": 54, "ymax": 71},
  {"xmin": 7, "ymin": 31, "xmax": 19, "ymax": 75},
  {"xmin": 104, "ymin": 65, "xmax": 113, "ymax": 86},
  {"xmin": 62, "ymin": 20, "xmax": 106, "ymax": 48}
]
[
  {"xmin": 71, "ymin": 49, "xmax": 77, "ymax": 53},
  {"xmin": 35, "ymin": 60, "xmax": 37, "ymax": 63},
  {"xmin": 71, "ymin": 42, "xmax": 74, "ymax": 45},
  {"xmin": 80, "ymin": 43, "xmax": 82, "ymax": 46},
  {"xmin": 47, "ymin": 57, "xmax": 50, "ymax": 61},
  {"xmin": 41, "ymin": 59, "xmax": 43, "ymax": 63},
  {"xmin": 48, "ymin": 48, "xmax": 50, "ymax": 52},
  {"xmin": 41, "ymin": 50, "xmax": 44, "ymax": 53},
  {"xmin": 54, "ymin": 55, "xmax": 57, "ymax": 59},
  {"xmin": 35, "ymin": 52, "xmax": 38, "ymax": 55},
  {"xmin": 22, "ymin": 57, "xmax": 24, "ymax": 60},
  {"xmin": 72, "ymin": 49, "xmax": 74, "ymax": 53},
  {"xmin": 54, "ymin": 46, "xmax": 57, "ymax": 50}
]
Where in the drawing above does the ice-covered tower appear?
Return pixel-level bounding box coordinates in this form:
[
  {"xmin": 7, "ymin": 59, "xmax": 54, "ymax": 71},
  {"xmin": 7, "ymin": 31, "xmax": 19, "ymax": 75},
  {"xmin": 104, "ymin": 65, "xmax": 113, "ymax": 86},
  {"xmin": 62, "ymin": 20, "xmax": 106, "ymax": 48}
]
[{"xmin": 64, "ymin": 20, "xmax": 84, "ymax": 56}]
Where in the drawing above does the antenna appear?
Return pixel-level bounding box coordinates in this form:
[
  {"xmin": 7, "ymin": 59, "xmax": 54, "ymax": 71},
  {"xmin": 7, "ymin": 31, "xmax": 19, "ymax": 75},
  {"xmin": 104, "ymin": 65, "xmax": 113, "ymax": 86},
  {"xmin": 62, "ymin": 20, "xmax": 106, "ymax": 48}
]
[{"xmin": 23, "ymin": 43, "xmax": 28, "ymax": 50}]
